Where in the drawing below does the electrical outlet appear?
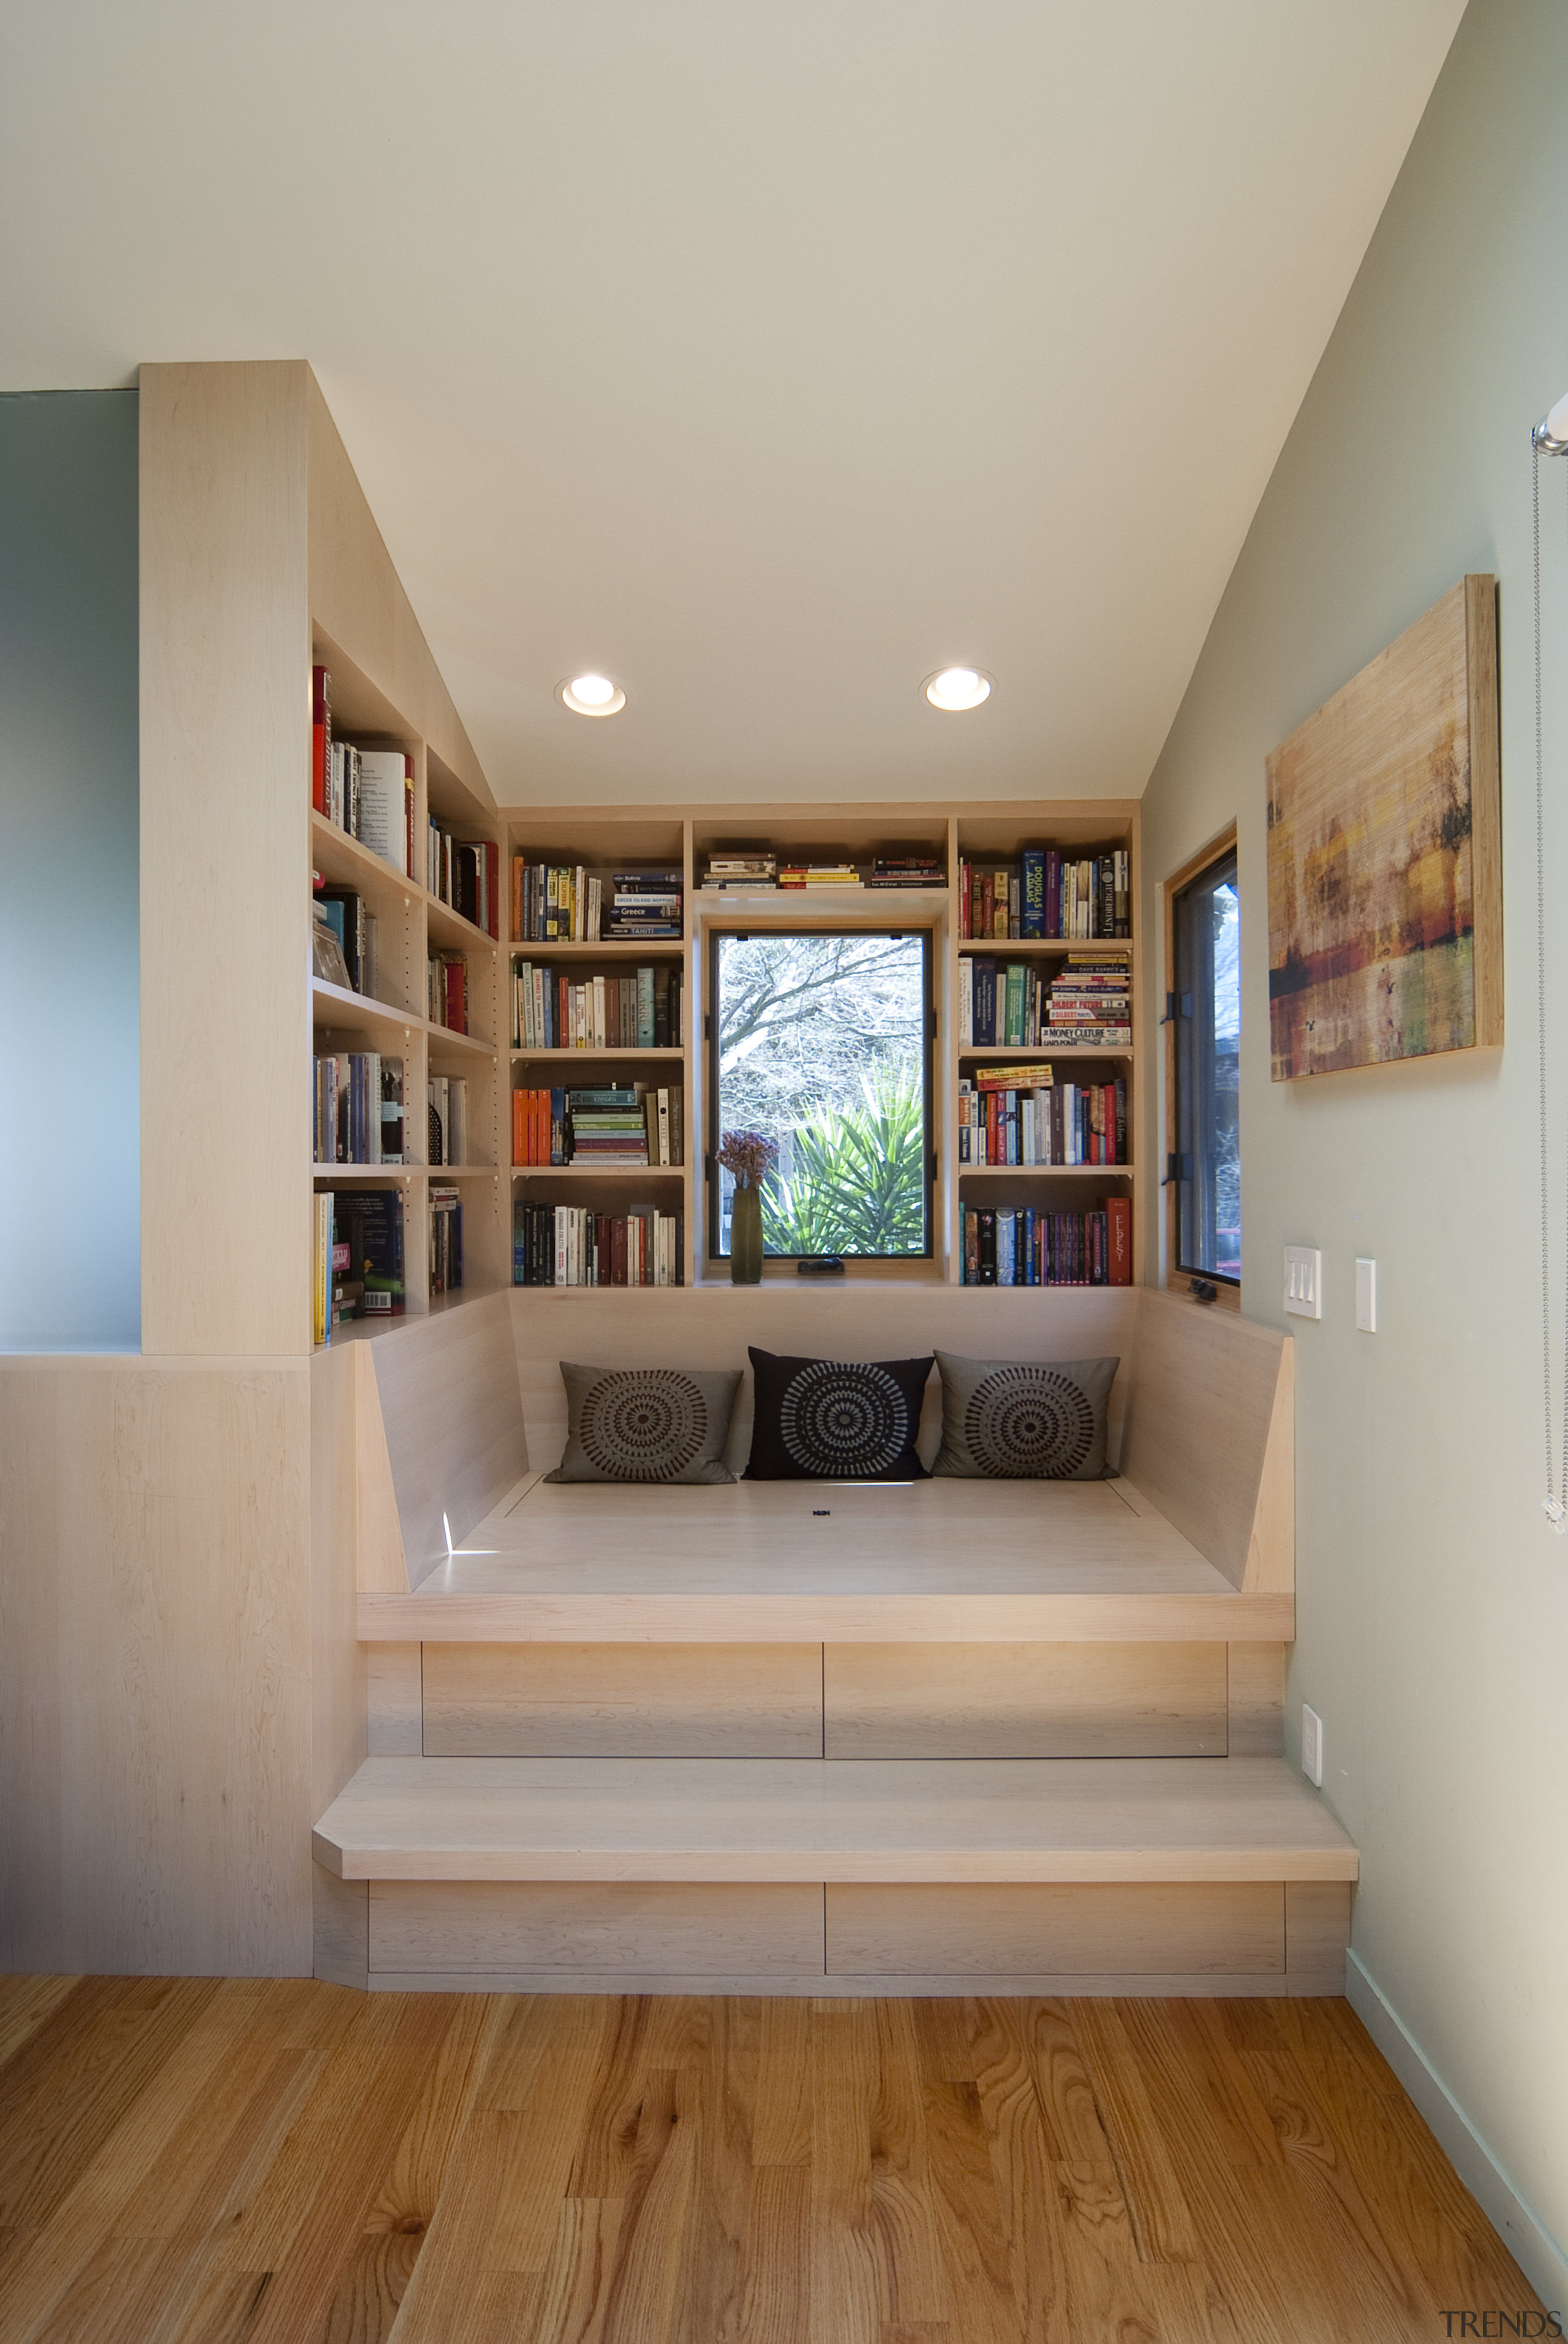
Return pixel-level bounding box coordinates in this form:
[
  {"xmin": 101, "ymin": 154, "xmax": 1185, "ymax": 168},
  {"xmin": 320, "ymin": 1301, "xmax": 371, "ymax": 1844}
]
[
  {"xmin": 1284, "ymin": 1246, "xmax": 1322, "ymax": 1319},
  {"xmin": 1355, "ymin": 1258, "xmax": 1377, "ymax": 1333},
  {"xmin": 1301, "ymin": 1704, "xmax": 1324, "ymax": 1787}
]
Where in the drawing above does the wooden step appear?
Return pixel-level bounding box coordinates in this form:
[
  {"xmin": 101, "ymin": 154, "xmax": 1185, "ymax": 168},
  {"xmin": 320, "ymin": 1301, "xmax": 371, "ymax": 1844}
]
[
  {"xmin": 313, "ymin": 1753, "xmax": 1357, "ymax": 1885},
  {"xmin": 360, "ymin": 1477, "xmax": 1293, "ymax": 1643}
]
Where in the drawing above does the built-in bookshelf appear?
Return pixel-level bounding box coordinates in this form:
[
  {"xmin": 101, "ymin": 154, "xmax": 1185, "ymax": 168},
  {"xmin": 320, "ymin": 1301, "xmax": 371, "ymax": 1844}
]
[
  {"xmin": 491, "ymin": 803, "xmax": 1140, "ymax": 1291},
  {"xmin": 310, "ymin": 633, "xmax": 507, "ymax": 1345}
]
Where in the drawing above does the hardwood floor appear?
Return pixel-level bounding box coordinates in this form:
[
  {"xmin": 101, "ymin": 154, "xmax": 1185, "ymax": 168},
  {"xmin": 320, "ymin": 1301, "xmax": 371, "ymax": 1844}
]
[{"xmin": 0, "ymin": 1975, "xmax": 1542, "ymax": 2342}]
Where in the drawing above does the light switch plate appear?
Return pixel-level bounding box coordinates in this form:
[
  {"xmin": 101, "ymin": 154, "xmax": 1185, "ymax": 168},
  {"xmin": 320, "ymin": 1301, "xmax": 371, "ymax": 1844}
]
[
  {"xmin": 1302, "ymin": 1704, "xmax": 1324, "ymax": 1787},
  {"xmin": 1355, "ymin": 1258, "xmax": 1376, "ymax": 1332},
  {"xmin": 1284, "ymin": 1246, "xmax": 1322, "ymax": 1319}
]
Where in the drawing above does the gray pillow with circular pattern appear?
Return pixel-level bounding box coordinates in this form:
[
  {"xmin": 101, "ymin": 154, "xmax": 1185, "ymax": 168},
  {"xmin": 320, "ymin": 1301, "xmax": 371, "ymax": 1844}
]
[
  {"xmin": 546, "ymin": 1362, "xmax": 742, "ymax": 1484},
  {"xmin": 930, "ymin": 1349, "xmax": 1119, "ymax": 1480}
]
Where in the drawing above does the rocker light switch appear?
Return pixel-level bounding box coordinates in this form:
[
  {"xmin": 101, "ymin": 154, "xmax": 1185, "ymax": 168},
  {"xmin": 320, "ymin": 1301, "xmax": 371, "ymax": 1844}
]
[
  {"xmin": 1355, "ymin": 1258, "xmax": 1377, "ymax": 1333},
  {"xmin": 1284, "ymin": 1246, "xmax": 1322, "ymax": 1320}
]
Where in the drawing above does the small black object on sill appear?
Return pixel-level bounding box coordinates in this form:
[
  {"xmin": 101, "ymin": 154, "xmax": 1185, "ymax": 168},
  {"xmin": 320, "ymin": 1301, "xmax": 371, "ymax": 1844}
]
[
  {"xmin": 1188, "ymin": 1277, "xmax": 1219, "ymax": 1305},
  {"xmin": 796, "ymin": 1257, "xmax": 845, "ymax": 1276}
]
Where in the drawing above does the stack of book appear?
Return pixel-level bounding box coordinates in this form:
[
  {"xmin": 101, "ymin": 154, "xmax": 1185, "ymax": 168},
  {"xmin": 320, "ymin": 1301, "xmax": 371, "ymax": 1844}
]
[
  {"xmin": 429, "ymin": 826, "xmax": 500, "ymax": 936},
  {"xmin": 429, "ymin": 1185, "xmax": 463, "ymax": 1296},
  {"xmin": 958, "ymin": 1072, "xmax": 1126, "ymax": 1165},
  {"xmin": 513, "ymin": 1201, "xmax": 683, "ymax": 1287},
  {"xmin": 960, "ymin": 1198, "xmax": 1131, "ymax": 1286},
  {"xmin": 1047, "ymin": 951, "xmax": 1132, "ymax": 1043},
  {"xmin": 867, "ymin": 855, "xmax": 945, "ymax": 889},
  {"xmin": 311, "ymin": 667, "xmax": 416, "ymax": 878},
  {"xmin": 428, "ymin": 949, "xmax": 467, "ymax": 1032},
  {"xmin": 428, "ymin": 1075, "xmax": 467, "ymax": 1166},
  {"xmin": 511, "ymin": 1083, "xmax": 684, "ymax": 1166},
  {"xmin": 512, "ymin": 861, "xmax": 603, "ymax": 942},
  {"xmin": 778, "ymin": 863, "xmax": 861, "ymax": 890},
  {"xmin": 314, "ymin": 890, "xmax": 377, "ymax": 997},
  {"xmin": 314, "ymin": 1189, "xmax": 407, "ymax": 1340},
  {"xmin": 607, "ymin": 872, "xmax": 682, "ymax": 938},
  {"xmin": 700, "ymin": 855, "xmax": 777, "ymax": 890},
  {"xmin": 312, "ymin": 1054, "xmax": 404, "ymax": 1165},
  {"xmin": 958, "ymin": 849, "xmax": 1131, "ymax": 940},
  {"xmin": 961, "ymin": 959, "xmax": 1058, "ymax": 1047},
  {"xmin": 513, "ymin": 962, "xmax": 682, "ymax": 1051},
  {"xmin": 568, "ymin": 1088, "xmax": 652, "ymax": 1166}
]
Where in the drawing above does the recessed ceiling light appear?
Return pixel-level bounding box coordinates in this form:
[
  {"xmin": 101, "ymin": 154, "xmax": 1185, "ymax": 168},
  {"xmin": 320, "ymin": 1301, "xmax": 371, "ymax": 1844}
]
[
  {"xmin": 924, "ymin": 666, "xmax": 993, "ymax": 712},
  {"xmin": 559, "ymin": 673, "xmax": 626, "ymax": 717}
]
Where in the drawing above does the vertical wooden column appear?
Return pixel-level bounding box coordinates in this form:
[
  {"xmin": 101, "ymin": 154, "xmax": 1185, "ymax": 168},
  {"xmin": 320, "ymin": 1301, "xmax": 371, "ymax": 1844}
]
[{"xmin": 140, "ymin": 360, "xmax": 313, "ymax": 1357}]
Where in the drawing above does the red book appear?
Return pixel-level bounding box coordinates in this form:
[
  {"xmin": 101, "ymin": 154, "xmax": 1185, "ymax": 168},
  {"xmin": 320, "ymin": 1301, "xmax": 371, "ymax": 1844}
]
[
  {"xmin": 444, "ymin": 959, "xmax": 467, "ymax": 1035},
  {"xmin": 612, "ymin": 1220, "xmax": 627, "ymax": 1286},
  {"xmin": 1106, "ymin": 1194, "xmax": 1131, "ymax": 1285},
  {"xmin": 403, "ymin": 755, "xmax": 415, "ymax": 878},
  {"xmin": 511, "ymin": 1090, "xmax": 524, "ymax": 1166},
  {"xmin": 311, "ymin": 665, "xmax": 330, "ymax": 814}
]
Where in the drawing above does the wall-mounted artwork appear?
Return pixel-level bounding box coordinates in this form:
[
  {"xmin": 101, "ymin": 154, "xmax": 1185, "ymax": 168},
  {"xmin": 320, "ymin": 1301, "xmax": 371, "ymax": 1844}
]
[{"xmin": 1267, "ymin": 575, "xmax": 1501, "ymax": 1081}]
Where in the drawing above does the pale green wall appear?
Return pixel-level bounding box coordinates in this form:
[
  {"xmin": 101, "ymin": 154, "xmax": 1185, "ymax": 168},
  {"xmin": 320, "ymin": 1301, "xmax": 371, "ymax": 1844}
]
[
  {"xmin": 1140, "ymin": 0, "xmax": 1567, "ymax": 2277},
  {"xmin": 0, "ymin": 390, "xmax": 140, "ymax": 1349}
]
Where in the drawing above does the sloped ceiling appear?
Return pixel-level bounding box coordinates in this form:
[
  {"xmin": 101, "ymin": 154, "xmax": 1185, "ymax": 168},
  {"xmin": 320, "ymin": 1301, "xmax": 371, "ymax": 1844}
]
[{"xmin": 1, "ymin": 1, "xmax": 1464, "ymax": 804}]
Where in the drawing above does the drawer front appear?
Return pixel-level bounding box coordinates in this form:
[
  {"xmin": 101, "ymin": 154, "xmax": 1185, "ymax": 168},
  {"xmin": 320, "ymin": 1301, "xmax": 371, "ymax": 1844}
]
[
  {"xmin": 370, "ymin": 1879, "xmax": 825, "ymax": 1975},
  {"xmin": 826, "ymin": 1881, "xmax": 1284, "ymax": 1976},
  {"xmin": 421, "ymin": 1641, "xmax": 823, "ymax": 1756},
  {"xmin": 824, "ymin": 1642, "xmax": 1227, "ymax": 1758}
]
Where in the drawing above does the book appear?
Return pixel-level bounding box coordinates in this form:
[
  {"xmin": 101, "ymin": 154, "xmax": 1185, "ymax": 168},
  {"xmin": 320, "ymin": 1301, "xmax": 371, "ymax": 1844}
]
[
  {"xmin": 512, "ymin": 1200, "xmax": 684, "ymax": 1287},
  {"xmin": 311, "ymin": 666, "xmax": 331, "ymax": 818},
  {"xmin": 335, "ymin": 1189, "xmax": 405, "ymax": 1315},
  {"xmin": 355, "ymin": 749, "xmax": 411, "ymax": 874}
]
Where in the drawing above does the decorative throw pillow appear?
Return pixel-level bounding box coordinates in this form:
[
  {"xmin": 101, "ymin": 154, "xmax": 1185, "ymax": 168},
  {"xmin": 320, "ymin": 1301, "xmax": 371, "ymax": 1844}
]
[
  {"xmin": 931, "ymin": 1350, "xmax": 1119, "ymax": 1481},
  {"xmin": 545, "ymin": 1363, "xmax": 742, "ymax": 1484},
  {"xmin": 744, "ymin": 1346, "xmax": 932, "ymax": 1481}
]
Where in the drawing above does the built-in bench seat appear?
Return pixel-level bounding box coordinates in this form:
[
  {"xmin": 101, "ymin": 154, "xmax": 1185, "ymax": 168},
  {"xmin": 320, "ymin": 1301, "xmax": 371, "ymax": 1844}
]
[{"xmin": 310, "ymin": 1285, "xmax": 1355, "ymax": 1996}]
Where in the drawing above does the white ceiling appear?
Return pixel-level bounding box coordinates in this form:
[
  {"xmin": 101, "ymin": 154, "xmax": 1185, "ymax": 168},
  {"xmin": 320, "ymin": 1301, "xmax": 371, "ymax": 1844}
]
[{"xmin": 1, "ymin": 1, "xmax": 1464, "ymax": 807}]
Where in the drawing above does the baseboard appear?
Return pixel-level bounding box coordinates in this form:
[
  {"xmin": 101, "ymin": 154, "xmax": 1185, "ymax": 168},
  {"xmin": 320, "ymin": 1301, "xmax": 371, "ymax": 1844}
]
[
  {"xmin": 366, "ymin": 1967, "xmax": 1316, "ymax": 1997},
  {"xmin": 1346, "ymin": 1950, "xmax": 1568, "ymax": 2313}
]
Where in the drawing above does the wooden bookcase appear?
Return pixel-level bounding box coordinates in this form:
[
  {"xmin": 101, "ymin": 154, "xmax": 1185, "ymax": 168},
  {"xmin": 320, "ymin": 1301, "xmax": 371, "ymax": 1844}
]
[
  {"xmin": 311, "ymin": 635, "xmax": 508, "ymax": 1341},
  {"xmin": 496, "ymin": 802, "xmax": 1141, "ymax": 1289}
]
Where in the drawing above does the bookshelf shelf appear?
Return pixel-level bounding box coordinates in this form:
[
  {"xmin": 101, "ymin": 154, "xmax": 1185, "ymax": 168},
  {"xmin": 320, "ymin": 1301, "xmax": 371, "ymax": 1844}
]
[
  {"xmin": 313, "ymin": 1163, "xmax": 421, "ymax": 1181},
  {"xmin": 426, "ymin": 1023, "xmax": 495, "ymax": 1059},
  {"xmin": 958, "ymin": 1163, "xmax": 1134, "ymax": 1180},
  {"xmin": 958, "ymin": 1042, "xmax": 1136, "ymax": 1063},
  {"xmin": 311, "ymin": 811, "xmax": 418, "ymax": 906},
  {"xmin": 311, "ymin": 977, "xmax": 423, "ymax": 1040},
  {"xmin": 958, "ymin": 938, "xmax": 1134, "ymax": 959},
  {"xmin": 510, "ymin": 1047, "xmax": 685, "ymax": 1062},
  {"xmin": 511, "ymin": 1163, "xmax": 687, "ymax": 1179},
  {"xmin": 508, "ymin": 938, "xmax": 685, "ymax": 959},
  {"xmin": 427, "ymin": 893, "xmax": 500, "ymax": 952}
]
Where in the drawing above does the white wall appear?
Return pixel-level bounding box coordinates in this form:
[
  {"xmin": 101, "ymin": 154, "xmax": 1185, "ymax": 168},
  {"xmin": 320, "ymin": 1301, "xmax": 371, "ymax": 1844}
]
[
  {"xmin": 1139, "ymin": 0, "xmax": 1568, "ymax": 2289},
  {"xmin": 0, "ymin": 390, "xmax": 139, "ymax": 1349}
]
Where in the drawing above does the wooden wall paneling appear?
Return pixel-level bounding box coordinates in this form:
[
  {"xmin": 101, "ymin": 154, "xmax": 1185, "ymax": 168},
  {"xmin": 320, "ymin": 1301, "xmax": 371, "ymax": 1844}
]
[
  {"xmin": 0, "ymin": 1359, "xmax": 313, "ymax": 1975},
  {"xmin": 371, "ymin": 1295, "xmax": 528, "ymax": 1581},
  {"xmin": 421, "ymin": 1643, "xmax": 824, "ymax": 1756},
  {"xmin": 508, "ymin": 1284, "xmax": 1141, "ymax": 1476},
  {"xmin": 353, "ymin": 1340, "xmax": 410, "ymax": 1594},
  {"xmin": 824, "ymin": 1881, "xmax": 1286, "ymax": 1977},
  {"xmin": 1228, "ymin": 1643, "xmax": 1286, "ymax": 1756},
  {"xmin": 305, "ymin": 374, "xmax": 494, "ymax": 815},
  {"xmin": 1118, "ymin": 1288, "xmax": 1292, "ymax": 1590},
  {"xmin": 368, "ymin": 1644, "xmax": 424, "ymax": 1754},
  {"xmin": 823, "ymin": 1642, "xmax": 1227, "ymax": 1758},
  {"xmin": 368, "ymin": 1880, "xmax": 826, "ymax": 1976},
  {"xmin": 1284, "ymin": 1880, "xmax": 1352, "ymax": 1993},
  {"xmin": 140, "ymin": 360, "xmax": 312, "ymax": 1355},
  {"xmin": 309, "ymin": 1344, "xmax": 367, "ymax": 1816},
  {"xmin": 313, "ymin": 1867, "xmax": 369, "ymax": 1989}
]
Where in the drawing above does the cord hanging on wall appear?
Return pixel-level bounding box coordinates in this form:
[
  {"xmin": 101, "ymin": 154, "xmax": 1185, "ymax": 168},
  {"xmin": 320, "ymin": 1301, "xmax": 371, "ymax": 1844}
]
[{"xmin": 1531, "ymin": 395, "xmax": 1568, "ymax": 1530}]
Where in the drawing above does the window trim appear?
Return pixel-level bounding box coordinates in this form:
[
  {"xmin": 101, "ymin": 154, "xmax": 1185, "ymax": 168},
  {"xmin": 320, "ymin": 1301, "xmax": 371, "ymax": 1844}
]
[
  {"xmin": 706, "ymin": 924, "xmax": 935, "ymax": 1263},
  {"xmin": 1162, "ymin": 826, "xmax": 1241, "ymax": 1312}
]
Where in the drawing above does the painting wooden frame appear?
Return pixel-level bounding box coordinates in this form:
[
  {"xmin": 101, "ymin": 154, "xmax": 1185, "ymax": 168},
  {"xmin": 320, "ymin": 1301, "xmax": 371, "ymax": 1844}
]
[{"xmin": 1267, "ymin": 575, "xmax": 1501, "ymax": 1081}]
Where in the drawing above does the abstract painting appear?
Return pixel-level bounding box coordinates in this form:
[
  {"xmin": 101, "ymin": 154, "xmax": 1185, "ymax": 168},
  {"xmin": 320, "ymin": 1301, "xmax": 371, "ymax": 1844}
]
[{"xmin": 1267, "ymin": 575, "xmax": 1501, "ymax": 1081}]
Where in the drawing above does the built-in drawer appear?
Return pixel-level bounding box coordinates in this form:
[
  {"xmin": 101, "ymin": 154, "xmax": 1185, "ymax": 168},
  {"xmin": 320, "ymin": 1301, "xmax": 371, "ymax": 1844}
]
[
  {"xmin": 369, "ymin": 1879, "xmax": 825, "ymax": 1977},
  {"xmin": 420, "ymin": 1641, "xmax": 823, "ymax": 1756},
  {"xmin": 825, "ymin": 1881, "xmax": 1284, "ymax": 1977},
  {"xmin": 823, "ymin": 1642, "xmax": 1228, "ymax": 1758}
]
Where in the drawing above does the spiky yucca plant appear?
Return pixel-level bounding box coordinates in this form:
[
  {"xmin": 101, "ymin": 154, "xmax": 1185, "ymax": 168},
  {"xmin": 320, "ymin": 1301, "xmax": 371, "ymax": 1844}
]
[{"xmin": 761, "ymin": 1070, "xmax": 925, "ymax": 1255}]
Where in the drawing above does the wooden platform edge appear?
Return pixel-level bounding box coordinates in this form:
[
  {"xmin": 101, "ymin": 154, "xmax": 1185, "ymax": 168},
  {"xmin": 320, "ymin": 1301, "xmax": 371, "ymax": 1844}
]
[{"xmin": 355, "ymin": 1591, "xmax": 1297, "ymax": 1644}]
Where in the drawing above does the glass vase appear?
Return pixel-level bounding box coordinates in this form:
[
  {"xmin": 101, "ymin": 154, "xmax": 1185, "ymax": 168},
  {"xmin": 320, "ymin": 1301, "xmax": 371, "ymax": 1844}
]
[{"xmin": 730, "ymin": 1179, "xmax": 763, "ymax": 1285}]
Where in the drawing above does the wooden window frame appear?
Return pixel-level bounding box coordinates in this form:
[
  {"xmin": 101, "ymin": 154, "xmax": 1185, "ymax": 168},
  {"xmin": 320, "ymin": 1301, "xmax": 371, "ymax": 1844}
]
[{"xmin": 1162, "ymin": 825, "xmax": 1241, "ymax": 1314}]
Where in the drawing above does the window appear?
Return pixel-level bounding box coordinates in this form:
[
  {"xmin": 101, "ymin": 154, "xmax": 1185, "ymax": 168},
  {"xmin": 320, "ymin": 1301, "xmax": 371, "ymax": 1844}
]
[
  {"xmin": 1169, "ymin": 842, "xmax": 1240, "ymax": 1286},
  {"xmin": 709, "ymin": 931, "xmax": 932, "ymax": 1259}
]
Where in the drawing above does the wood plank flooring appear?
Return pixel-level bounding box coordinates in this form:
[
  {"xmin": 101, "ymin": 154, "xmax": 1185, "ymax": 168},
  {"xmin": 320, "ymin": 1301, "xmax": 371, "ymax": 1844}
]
[{"xmin": 0, "ymin": 1975, "xmax": 1542, "ymax": 2342}]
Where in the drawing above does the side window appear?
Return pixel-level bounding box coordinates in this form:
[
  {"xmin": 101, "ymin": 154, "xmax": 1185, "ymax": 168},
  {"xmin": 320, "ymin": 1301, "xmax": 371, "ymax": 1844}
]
[{"xmin": 1169, "ymin": 844, "xmax": 1240, "ymax": 1287}]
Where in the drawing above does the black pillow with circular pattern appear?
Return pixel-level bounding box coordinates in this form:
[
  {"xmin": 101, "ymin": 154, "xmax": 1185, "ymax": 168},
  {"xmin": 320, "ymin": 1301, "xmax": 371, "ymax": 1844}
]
[
  {"xmin": 931, "ymin": 1349, "xmax": 1119, "ymax": 1480},
  {"xmin": 546, "ymin": 1362, "xmax": 742, "ymax": 1484},
  {"xmin": 744, "ymin": 1346, "xmax": 932, "ymax": 1481}
]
